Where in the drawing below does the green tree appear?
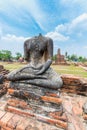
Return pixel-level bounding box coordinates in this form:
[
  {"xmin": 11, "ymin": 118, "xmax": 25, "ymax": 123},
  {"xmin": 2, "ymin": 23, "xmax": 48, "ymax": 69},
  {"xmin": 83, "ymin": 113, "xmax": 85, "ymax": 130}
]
[
  {"xmin": 0, "ymin": 50, "xmax": 12, "ymax": 61},
  {"xmin": 70, "ymin": 54, "xmax": 78, "ymax": 61},
  {"xmin": 15, "ymin": 52, "xmax": 22, "ymax": 60},
  {"xmin": 78, "ymin": 56, "xmax": 87, "ymax": 62},
  {"xmin": 0, "ymin": 51, "xmax": 3, "ymax": 60},
  {"xmin": 65, "ymin": 51, "xmax": 68, "ymax": 58},
  {"xmin": 67, "ymin": 55, "xmax": 71, "ymax": 61},
  {"xmin": 78, "ymin": 56, "xmax": 83, "ymax": 62}
]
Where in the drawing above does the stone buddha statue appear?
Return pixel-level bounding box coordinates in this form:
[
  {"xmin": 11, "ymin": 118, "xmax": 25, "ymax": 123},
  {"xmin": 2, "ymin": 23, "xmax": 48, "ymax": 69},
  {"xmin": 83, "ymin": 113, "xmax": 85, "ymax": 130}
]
[{"xmin": 7, "ymin": 34, "xmax": 63, "ymax": 89}]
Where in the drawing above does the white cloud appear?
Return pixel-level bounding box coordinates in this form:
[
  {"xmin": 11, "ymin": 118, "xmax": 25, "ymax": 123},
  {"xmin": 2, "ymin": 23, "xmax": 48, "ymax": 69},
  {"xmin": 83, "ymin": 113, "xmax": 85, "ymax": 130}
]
[
  {"xmin": 55, "ymin": 13, "xmax": 87, "ymax": 35},
  {"xmin": 61, "ymin": 0, "xmax": 87, "ymax": 7},
  {"xmin": 45, "ymin": 13, "xmax": 87, "ymax": 42},
  {"xmin": 0, "ymin": 34, "xmax": 29, "ymax": 55},
  {"xmin": 72, "ymin": 13, "xmax": 87, "ymax": 24},
  {"xmin": 84, "ymin": 46, "xmax": 87, "ymax": 49},
  {"xmin": 46, "ymin": 31, "xmax": 69, "ymax": 41},
  {"xmin": 55, "ymin": 24, "xmax": 67, "ymax": 33},
  {"xmin": 68, "ymin": 13, "xmax": 87, "ymax": 33}
]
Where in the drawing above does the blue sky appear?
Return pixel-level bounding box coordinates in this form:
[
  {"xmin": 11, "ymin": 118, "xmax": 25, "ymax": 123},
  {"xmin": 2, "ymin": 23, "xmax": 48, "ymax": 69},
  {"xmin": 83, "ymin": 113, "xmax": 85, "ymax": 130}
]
[{"xmin": 0, "ymin": 0, "xmax": 87, "ymax": 57}]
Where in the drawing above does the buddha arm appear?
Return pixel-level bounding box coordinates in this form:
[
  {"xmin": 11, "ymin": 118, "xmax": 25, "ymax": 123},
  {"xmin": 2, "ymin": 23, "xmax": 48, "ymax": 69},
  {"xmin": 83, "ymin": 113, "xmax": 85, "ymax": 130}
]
[
  {"xmin": 36, "ymin": 38, "xmax": 53, "ymax": 75},
  {"xmin": 24, "ymin": 40, "xmax": 30, "ymax": 61}
]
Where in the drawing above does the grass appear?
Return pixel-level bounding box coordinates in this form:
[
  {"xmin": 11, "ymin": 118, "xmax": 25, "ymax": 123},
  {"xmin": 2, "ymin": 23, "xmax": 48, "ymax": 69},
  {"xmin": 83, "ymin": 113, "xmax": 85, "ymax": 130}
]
[
  {"xmin": 51, "ymin": 65, "xmax": 87, "ymax": 78},
  {"xmin": 0, "ymin": 62, "xmax": 87, "ymax": 78},
  {"xmin": 0, "ymin": 62, "xmax": 25, "ymax": 71}
]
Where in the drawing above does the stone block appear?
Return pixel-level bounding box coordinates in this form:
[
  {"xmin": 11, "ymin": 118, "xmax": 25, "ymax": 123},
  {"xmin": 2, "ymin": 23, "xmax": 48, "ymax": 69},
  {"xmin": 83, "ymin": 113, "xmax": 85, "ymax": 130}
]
[{"xmin": 41, "ymin": 96, "xmax": 62, "ymax": 104}]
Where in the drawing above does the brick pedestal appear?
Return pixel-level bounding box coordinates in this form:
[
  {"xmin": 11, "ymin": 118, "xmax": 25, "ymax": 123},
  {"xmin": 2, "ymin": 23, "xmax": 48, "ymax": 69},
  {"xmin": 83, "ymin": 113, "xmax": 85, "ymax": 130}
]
[{"xmin": 5, "ymin": 84, "xmax": 68, "ymax": 129}]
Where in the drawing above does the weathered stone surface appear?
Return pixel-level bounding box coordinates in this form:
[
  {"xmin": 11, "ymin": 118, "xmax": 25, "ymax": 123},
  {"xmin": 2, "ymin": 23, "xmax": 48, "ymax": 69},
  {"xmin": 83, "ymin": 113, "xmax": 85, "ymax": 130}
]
[
  {"xmin": 83, "ymin": 101, "xmax": 87, "ymax": 114},
  {"xmin": 0, "ymin": 65, "xmax": 9, "ymax": 76},
  {"xmin": 6, "ymin": 74, "xmax": 87, "ymax": 97},
  {"xmin": 0, "ymin": 64, "xmax": 9, "ymax": 97},
  {"xmin": 5, "ymin": 94, "xmax": 64, "ymax": 129},
  {"xmin": 61, "ymin": 93, "xmax": 87, "ymax": 130},
  {"xmin": 0, "ymin": 93, "xmax": 87, "ymax": 130},
  {"xmin": 0, "ymin": 84, "xmax": 7, "ymax": 97},
  {"xmin": 83, "ymin": 114, "xmax": 87, "ymax": 120}
]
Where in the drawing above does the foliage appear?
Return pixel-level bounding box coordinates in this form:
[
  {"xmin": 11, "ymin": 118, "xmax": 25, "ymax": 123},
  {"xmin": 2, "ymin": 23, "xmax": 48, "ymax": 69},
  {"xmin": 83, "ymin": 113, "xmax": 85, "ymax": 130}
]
[
  {"xmin": 65, "ymin": 51, "xmax": 68, "ymax": 59},
  {"xmin": 0, "ymin": 50, "xmax": 12, "ymax": 61},
  {"xmin": 15, "ymin": 52, "xmax": 22, "ymax": 60},
  {"xmin": 70, "ymin": 54, "xmax": 78, "ymax": 61},
  {"xmin": 66, "ymin": 54, "xmax": 87, "ymax": 63},
  {"xmin": 78, "ymin": 56, "xmax": 87, "ymax": 62}
]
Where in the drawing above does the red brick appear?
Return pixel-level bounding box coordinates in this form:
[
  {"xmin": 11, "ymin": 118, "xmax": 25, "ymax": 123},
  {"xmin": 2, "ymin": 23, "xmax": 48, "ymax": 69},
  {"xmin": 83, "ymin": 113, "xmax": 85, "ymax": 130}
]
[
  {"xmin": 41, "ymin": 96, "xmax": 62, "ymax": 104},
  {"xmin": 49, "ymin": 112, "xmax": 67, "ymax": 122},
  {"xmin": 48, "ymin": 118, "xmax": 67, "ymax": 129},
  {"xmin": 0, "ymin": 112, "xmax": 14, "ymax": 127},
  {"xmin": 6, "ymin": 106, "xmax": 34, "ymax": 117},
  {"xmin": 7, "ymin": 98, "xmax": 28, "ymax": 109},
  {"xmin": 6, "ymin": 105, "xmax": 67, "ymax": 129},
  {"xmin": 36, "ymin": 115, "xmax": 67, "ymax": 129},
  {"xmin": 16, "ymin": 117, "xmax": 31, "ymax": 130},
  {"xmin": 46, "ymin": 92, "xmax": 58, "ymax": 97},
  {"xmin": 1, "ymin": 128, "xmax": 5, "ymax": 130},
  {"xmin": 0, "ymin": 127, "xmax": 4, "ymax": 130},
  {"xmin": 49, "ymin": 111, "xmax": 62, "ymax": 117},
  {"xmin": 8, "ymin": 89, "xmax": 15, "ymax": 95},
  {"xmin": 7, "ymin": 114, "xmax": 24, "ymax": 129},
  {"xmin": 0, "ymin": 110, "xmax": 6, "ymax": 119}
]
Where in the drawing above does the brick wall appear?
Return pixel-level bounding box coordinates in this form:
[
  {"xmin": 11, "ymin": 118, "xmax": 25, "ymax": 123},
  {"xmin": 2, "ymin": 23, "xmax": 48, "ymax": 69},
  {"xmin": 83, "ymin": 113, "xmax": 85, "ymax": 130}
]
[{"xmin": 61, "ymin": 74, "xmax": 87, "ymax": 96}]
